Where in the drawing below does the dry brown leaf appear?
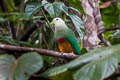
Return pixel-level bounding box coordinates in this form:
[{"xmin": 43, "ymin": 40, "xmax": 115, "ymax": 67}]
[{"xmin": 100, "ymin": 1, "xmax": 111, "ymax": 8}]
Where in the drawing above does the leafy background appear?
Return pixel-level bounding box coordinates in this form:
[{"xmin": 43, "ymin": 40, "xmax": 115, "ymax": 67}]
[{"xmin": 0, "ymin": 0, "xmax": 120, "ymax": 80}]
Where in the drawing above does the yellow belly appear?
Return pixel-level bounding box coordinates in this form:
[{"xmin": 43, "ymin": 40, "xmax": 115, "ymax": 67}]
[{"xmin": 58, "ymin": 41, "xmax": 74, "ymax": 53}]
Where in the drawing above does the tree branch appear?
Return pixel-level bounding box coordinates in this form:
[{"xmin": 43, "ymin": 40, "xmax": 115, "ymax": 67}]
[
  {"xmin": 98, "ymin": 34, "xmax": 111, "ymax": 46},
  {"xmin": 99, "ymin": 26, "xmax": 120, "ymax": 34},
  {"xmin": 98, "ymin": 26, "xmax": 120, "ymax": 46},
  {"xmin": 0, "ymin": 43, "xmax": 79, "ymax": 59}
]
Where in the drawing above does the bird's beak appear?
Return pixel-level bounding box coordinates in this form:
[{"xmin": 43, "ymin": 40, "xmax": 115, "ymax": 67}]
[{"xmin": 50, "ymin": 21, "xmax": 54, "ymax": 25}]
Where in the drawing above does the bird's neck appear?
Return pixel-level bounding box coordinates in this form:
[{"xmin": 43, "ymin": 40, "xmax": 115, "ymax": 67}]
[
  {"xmin": 55, "ymin": 24, "xmax": 68, "ymax": 32},
  {"xmin": 54, "ymin": 24, "xmax": 68, "ymax": 40}
]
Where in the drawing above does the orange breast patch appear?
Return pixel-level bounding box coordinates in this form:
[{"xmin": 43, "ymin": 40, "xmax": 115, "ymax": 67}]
[{"xmin": 58, "ymin": 40, "xmax": 75, "ymax": 53}]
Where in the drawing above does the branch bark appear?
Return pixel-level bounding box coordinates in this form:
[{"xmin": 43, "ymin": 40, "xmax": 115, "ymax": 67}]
[
  {"xmin": 0, "ymin": 44, "xmax": 79, "ymax": 59},
  {"xmin": 99, "ymin": 26, "xmax": 120, "ymax": 34},
  {"xmin": 80, "ymin": 0, "xmax": 111, "ymax": 49},
  {"xmin": 80, "ymin": 0, "xmax": 101, "ymax": 50}
]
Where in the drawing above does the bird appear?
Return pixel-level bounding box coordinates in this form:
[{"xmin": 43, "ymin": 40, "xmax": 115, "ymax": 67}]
[{"xmin": 51, "ymin": 18, "xmax": 81, "ymax": 55}]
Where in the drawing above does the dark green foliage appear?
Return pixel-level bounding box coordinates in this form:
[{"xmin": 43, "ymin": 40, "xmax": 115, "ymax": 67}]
[
  {"xmin": 112, "ymin": 30, "xmax": 120, "ymax": 38},
  {"xmin": 41, "ymin": 44, "xmax": 120, "ymax": 80},
  {"xmin": 66, "ymin": 0, "xmax": 84, "ymax": 14},
  {"xmin": 68, "ymin": 14, "xmax": 84, "ymax": 40},
  {"xmin": 25, "ymin": 2, "xmax": 44, "ymax": 19},
  {"xmin": 0, "ymin": 52, "xmax": 43, "ymax": 80},
  {"xmin": 0, "ymin": 0, "xmax": 120, "ymax": 80},
  {"xmin": 102, "ymin": 2, "xmax": 120, "ymax": 27}
]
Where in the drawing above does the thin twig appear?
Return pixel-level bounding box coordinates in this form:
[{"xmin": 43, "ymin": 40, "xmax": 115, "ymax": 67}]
[
  {"xmin": 40, "ymin": 8, "xmax": 54, "ymax": 32},
  {"xmin": 98, "ymin": 26, "xmax": 120, "ymax": 46},
  {"xmin": 40, "ymin": 8, "xmax": 55, "ymax": 49},
  {"xmin": 16, "ymin": 0, "xmax": 26, "ymax": 39},
  {"xmin": 16, "ymin": 23, "xmax": 22, "ymax": 39},
  {"xmin": 0, "ymin": 43, "xmax": 79, "ymax": 59}
]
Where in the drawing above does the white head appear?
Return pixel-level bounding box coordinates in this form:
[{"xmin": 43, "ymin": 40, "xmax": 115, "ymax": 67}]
[{"xmin": 51, "ymin": 18, "xmax": 68, "ymax": 29}]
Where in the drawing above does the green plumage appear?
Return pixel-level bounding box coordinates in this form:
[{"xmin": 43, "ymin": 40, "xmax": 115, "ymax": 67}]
[{"xmin": 66, "ymin": 29, "xmax": 81, "ymax": 55}]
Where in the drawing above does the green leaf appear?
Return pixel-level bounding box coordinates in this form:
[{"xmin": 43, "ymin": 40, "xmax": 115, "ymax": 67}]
[
  {"xmin": 14, "ymin": 52, "xmax": 43, "ymax": 80},
  {"xmin": 66, "ymin": 0, "xmax": 84, "ymax": 14},
  {"xmin": 118, "ymin": 2, "xmax": 120, "ymax": 10},
  {"xmin": 0, "ymin": 17, "xmax": 8, "ymax": 22},
  {"xmin": 0, "ymin": 52, "xmax": 43, "ymax": 80},
  {"xmin": 25, "ymin": 2, "xmax": 44, "ymax": 19},
  {"xmin": 74, "ymin": 53, "xmax": 118, "ymax": 80},
  {"xmin": 0, "ymin": 35, "xmax": 32, "ymax": 46},
  {"xmin": 0, "ymin": 55, "xmax": 16, "ymax": 80},
  {"xmin": 68, "ymin": 14, "xmax": 85, "ymax": 40},
  {"xmin": 41, "ymin": 44, "xmax": 120, "ymax": 80},
  {"xmin": 43, "ymin": 2, "xmax": 57, "ymax": 18},
  {"xmin": 4, "ymin": 0, "xmax": 15, "ymax": 12},
  {"xmin": 68, "ymin": 7, "xmax": 80, "ymax": 14},
  {"xmin": 0, "ymin": 12, "xmax": 43, "ymax": 21},
  {"xmin": 43, "ymin": 1, "xmax": 68, "ymax": 18},
  {"xmin": 24, "ymin": 0, "xmax": 28, "ymax": 3},
  {"xmin": 41, "ymin": 65, "xmax": 73, "ymax": 80},
  {"xmin": 42, "ymin": 0, "xmax": 48, "ymax": 5},
  {"xmin": 55, "ymin": 2, "xmax": 68, "ymax": 15},
  {"xmin": 112, "ymin": 30, "xmax": 120, "ymax": 38},
  {"xmin": 0, "ymin": 35, "xmax": 19, "ymax": 46},
  {"xmin": 43, "ymin": 1, "xmax": 81, "ymax": 18},
  {"xmin": 43, "ymin": 1, "xmax": 84, "ymax": 39},
  {"xmin": 0, "ymin": 12, "xmax": 26, "ymax": 22},
  {"xmin": 102, "ymin": 2, "xmax": 120, "ymax": 27}
]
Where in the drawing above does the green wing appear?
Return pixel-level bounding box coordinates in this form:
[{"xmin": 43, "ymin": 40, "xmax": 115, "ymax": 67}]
[{"xmin": 66, "ymin": 29, "xmax": 81, "ymax": 55}]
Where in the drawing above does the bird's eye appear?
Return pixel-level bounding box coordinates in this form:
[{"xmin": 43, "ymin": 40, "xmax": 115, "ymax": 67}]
[{"xmin": 56, "ymin": 19, "xmax": 58, "ymax": 20}]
